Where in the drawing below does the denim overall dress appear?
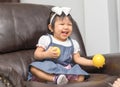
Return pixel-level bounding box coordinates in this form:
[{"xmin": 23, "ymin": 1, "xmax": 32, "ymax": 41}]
[{"xmin": 27, "ymin": 34, "xmax": 89, "ymax": 81}]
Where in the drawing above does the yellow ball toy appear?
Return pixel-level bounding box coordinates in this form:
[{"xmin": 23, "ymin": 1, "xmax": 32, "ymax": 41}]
[
  {"xmin": 52, "ymin": 46, "xmax": 61, "ymax": 57},
  {"xmin": 92, "ymin": 54, "xmax": 105, "ymax": 68}
]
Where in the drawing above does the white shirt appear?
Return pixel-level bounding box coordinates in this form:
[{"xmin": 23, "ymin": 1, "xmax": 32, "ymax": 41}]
[{"xmin": 36, "ymin": 35, "xmax": 80, "ymax": 53}]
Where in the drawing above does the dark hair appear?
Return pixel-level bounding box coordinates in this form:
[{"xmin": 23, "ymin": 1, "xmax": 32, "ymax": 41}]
[{"xmin": 48, "ymin": 12, "xmax": 74, "ymax": 29}]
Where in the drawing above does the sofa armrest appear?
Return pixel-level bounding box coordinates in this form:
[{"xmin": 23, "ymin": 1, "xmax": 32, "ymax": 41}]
[
  {"xmin": 85, "ymin": 53, "xmax": 120, "ymax": 76},
  {"xmin": 102, "ymin": 53, "xmax": 120, "ymax": 76},
  {"xmin": 0, "ymin": 63, "xmax": 24, "ymax": 87}
]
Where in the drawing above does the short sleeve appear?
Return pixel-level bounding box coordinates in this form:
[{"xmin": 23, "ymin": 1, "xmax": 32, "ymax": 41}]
[
  {"xmin": 36, "ymin": 35, "xmax": 50, "ymax": 50},
  {"xmin": 72, "ymin": 39, "xmax": 80, "ymax": 53}
]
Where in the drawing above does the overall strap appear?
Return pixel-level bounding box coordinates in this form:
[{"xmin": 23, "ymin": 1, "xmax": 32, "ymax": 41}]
[
  {"xmin": 47, "ymin": 34, "xmax": 52, "ymax": 48},
  {"xmin": 68, "ymin": 37, "xmax": 74, "ymax": 52}
]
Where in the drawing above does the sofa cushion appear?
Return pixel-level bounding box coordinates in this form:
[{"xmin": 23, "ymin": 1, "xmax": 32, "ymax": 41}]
[
  {"xmin": 25, "ymin": 74, "xmax": 117, "ymax": 87},
  {"xmin": 0, "ymin": 63, "xmax": 23, "ymax": 87},
  {"xmin": 0, "ymin": 49, "xmax": 34, "ymax": 80},
  {"xmin": 0, "ymin": 4, "xmax": 51, "ymax": 54},
  {"xmin": 0, "ymin": 3, "xmax": 87, "ymax": 56}
]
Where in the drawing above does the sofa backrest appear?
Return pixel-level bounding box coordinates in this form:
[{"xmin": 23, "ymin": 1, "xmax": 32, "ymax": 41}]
[{"xmin": 0, "ymin": 3, "xmax": 86, "ymax": 57}]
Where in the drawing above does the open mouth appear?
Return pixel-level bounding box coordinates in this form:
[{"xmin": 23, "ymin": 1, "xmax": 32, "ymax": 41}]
[{"xmin": 61, "ymin": 31, "xmax": 69, "ymax": 35}]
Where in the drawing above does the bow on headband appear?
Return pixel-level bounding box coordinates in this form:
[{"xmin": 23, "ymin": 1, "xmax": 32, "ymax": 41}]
[
  {"xmin": 50, "ymin": 6, "xmax": 71, "ymax": 24},
  {"xmin": 52, "ymin": 6, "xmax": 71, "ymax": 15}
]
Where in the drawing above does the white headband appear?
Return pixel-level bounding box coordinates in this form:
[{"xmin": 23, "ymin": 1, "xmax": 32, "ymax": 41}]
[{"xmin": 50, "ymin": 6, "xmax": 71, "ymax": 24}]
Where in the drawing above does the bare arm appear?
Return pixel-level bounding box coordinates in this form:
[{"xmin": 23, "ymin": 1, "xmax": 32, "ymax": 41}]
[
  {"xmin": 34, "ymin": 46, "xmax": 60, "ymax": 60},
  {"xmin": 73, "ymin": 52, "xmax": 94, "ymax": 66}
]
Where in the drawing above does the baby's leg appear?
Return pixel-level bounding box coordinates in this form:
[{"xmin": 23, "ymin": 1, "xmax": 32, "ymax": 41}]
[
  {"xmin": 77, "ymin": 75, "xmax": 85, "ymax": 82},
  {"xmin": 30, "ymin": 66, "xmax": 68, "ymax": 85},
  {"xmin": 30, "ymin": 66, "xmax": 54, "ymax": 82},
  {"xmin": 69, "ymin": 75, "xmax": 85, "ymax": 83}
]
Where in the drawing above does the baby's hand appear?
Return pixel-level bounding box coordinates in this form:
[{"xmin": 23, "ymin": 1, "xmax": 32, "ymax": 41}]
[
  {"xmin": 113, "ymin": 78, "xmax": 120, "ymax": 87},
  {"xmin": 46, "ymin": 46, "xmax": 61, "ymax": 59}
]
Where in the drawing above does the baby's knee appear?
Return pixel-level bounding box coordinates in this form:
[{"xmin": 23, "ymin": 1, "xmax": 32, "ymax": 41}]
[
  {"xmin": 69, "ymin": 75, "xmax": 85, "ymax": 83},
  {"xmin": 77, "ymin": 75, "xmax": 85, "ymax": 82},
  {"xmin": 30, "ymin": 66, "xmax": 38, "ymax": 73}
]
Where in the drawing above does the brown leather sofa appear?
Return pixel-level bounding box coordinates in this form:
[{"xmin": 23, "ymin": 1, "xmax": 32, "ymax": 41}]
[{"xmin": 0, "ymin": 3, "xmax": 120, "ymax": 87}]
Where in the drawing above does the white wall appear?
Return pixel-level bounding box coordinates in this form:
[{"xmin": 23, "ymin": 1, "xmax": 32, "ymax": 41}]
[
  {"xmin": 20, "ymin": 0, "xmax": 85, "ymax": 39},
  {"xmin": 20, "ymin": 0, "xmax": 119, "ymax": 56},
  {"xmin": 117, "ymin": 0, "xmax": 120, "ymax": 51},
  {"xmin": 84, "ymin": 0, "xmax": 110, "ymax": 55},
  {"xmin": 108, "ymin": 0, "xmax": 119, "ymax": 53},
  {"xmin": 84, "ymin": 0, "xmax": 119, "ymax": 55}
]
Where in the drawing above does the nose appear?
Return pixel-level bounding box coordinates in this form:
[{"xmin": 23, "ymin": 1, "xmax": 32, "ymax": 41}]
[{"xmin": 64, "ymin": 24, "xmax": 69, "ymax": 29}]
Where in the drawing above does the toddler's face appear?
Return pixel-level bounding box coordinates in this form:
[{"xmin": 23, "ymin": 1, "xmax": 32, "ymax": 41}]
[{"xmin": 52, "ymin": 16, "xmax": 72, "ymax": 41}]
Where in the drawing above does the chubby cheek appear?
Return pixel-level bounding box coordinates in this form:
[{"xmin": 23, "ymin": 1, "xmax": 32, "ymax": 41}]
[
  {"xmin": 70, "ymin": 28, "xmax": 72, "ymax": 34},
  {"xmin": 67, "ymin": 28, "xmax": 72, "ymax": 36},
  {"xmin": 54, "ymin": 27, "xmax": 62, "ymax": 34}
]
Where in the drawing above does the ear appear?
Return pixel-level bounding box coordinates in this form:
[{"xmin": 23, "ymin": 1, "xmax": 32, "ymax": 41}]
[{"xmin": 48, "ymin": 24, "xmax": 53, "ymax": 32}]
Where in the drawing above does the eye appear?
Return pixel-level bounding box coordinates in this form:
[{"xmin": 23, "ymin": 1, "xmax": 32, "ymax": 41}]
[
  {"xmin": 68, "ymin": 23, "xmax": 72, "ymax": 26},
  {"xmin": 59, "ymin": 23, "xmax": 64, "ymax": 25}
]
